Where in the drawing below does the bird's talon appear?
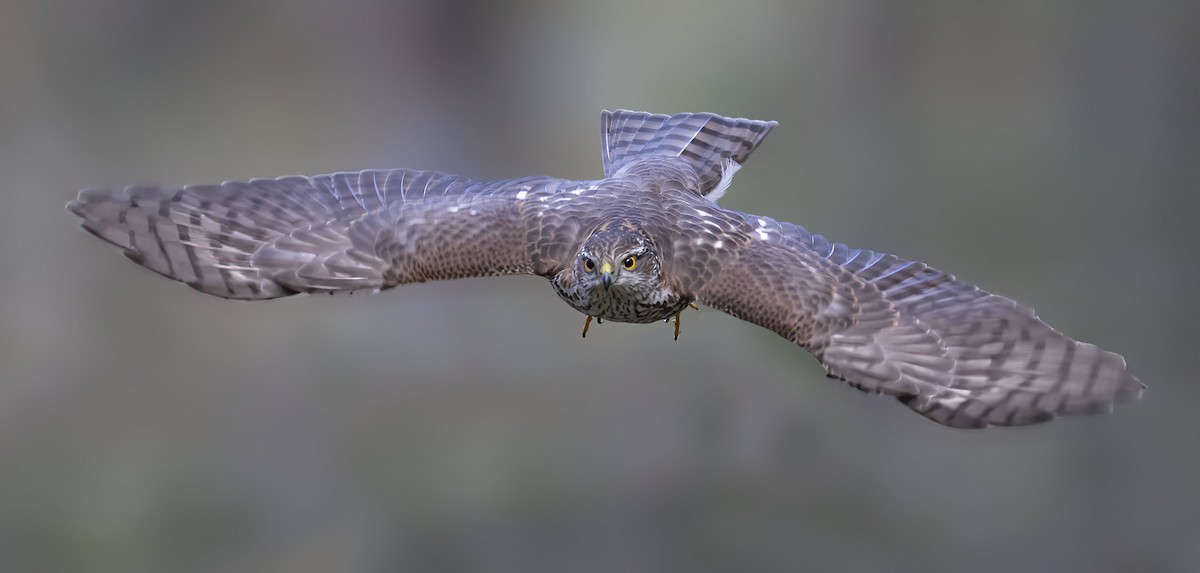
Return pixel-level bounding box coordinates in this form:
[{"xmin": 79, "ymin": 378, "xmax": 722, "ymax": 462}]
[
  {"xmin": 582, "ymin": 315, "xmax": 592, "ymax": 338},
  {"xmin": 673, "ymin": 311, "xmax": 681, "ymax": 340}
]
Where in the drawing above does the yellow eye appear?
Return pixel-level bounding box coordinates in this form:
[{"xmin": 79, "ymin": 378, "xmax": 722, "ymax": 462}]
[
  {"xmin": 622, "ymin": 255, "xmax": 637, "ymax": 270},
  {"xmin": 584, "ymin": 258, "xmax": 595, "ymax": 272}
]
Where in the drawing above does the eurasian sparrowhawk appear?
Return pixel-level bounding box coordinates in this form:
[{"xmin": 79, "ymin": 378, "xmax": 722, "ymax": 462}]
[{"xmin": 67, "ymin": 110, "xmax": 1144, "ymax": 428}]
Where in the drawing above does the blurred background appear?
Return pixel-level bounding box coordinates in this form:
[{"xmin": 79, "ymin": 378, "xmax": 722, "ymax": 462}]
[{"xmin": 1, "ymin": 0, "xmax": 1197, "ymax": 571}]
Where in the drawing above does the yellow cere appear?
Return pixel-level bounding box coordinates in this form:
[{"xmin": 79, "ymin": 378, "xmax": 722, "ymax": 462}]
[{"xmin": 600, "ymin": 261, "xmax": 613, "ymax": 274}]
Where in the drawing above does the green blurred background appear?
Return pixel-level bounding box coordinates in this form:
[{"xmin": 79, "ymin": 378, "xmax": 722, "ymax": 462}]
[{"xmin": 1, "ymin": 0, "xmax": 1197, "ymax": 571}]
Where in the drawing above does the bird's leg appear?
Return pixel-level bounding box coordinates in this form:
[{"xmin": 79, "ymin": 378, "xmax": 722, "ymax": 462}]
[
  {"xmin": 667, "ymin": 302, "xmax": 697, "ymax": 340},
  {"xmin": 581, "ymin": 315, "xmax": 593, "ymax": 338}
]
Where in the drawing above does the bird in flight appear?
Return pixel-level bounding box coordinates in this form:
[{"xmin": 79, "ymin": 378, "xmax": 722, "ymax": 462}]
[{"xmin": 67, "ymin": 110, "xmax": 1143, "ymax": 428}]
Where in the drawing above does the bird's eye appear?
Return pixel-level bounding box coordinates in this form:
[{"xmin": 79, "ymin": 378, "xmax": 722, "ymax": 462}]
[
  {"xmin": 584, "ymin": 258, "xmax": 595, "ymax": 272},
  {"xmin": 622, "ymin": 255, "xmax": 637, "ymax": 270}
]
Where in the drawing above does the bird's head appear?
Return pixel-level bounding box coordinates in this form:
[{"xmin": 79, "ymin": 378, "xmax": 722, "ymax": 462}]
[{"xmin": 574, "ymin": 230, "xmax": 661, "ymax": 296}]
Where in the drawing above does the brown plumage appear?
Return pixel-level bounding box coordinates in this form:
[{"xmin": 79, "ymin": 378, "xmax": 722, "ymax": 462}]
[{"xmin": 67, "ymin": 110, "xmax": 1144, "ymax": 428}]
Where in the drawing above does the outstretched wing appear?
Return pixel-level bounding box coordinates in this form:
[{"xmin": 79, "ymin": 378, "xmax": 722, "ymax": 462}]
[
  {"xmin": 692, "ymin": 215, "xmax": 1144, "ymax": 428},
  {"xmin": 67, "ymin": 169, "xmax": 593, "ymax": 299}
]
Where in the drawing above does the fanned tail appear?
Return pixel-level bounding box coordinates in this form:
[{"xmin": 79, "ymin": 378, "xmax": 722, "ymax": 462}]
[{"xmin": 600, "ymin": 110, "xmax": 777, "ymax": 199}]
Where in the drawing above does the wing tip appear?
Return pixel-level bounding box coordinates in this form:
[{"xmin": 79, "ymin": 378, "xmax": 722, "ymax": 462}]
[{"xmin": 899, "ymin": 377, "xmax": 1145, "ymax": 430}]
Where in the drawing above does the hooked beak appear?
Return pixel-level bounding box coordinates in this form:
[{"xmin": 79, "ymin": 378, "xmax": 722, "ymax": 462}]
[{"xmin": 599, "ymin": 261, "xmax": 613, "ymax": 291}]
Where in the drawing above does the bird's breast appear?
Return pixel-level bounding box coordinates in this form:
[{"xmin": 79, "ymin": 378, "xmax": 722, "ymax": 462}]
[{"xmin": 551, "ymin": 280, "xmax": 686, "ymax": 324}]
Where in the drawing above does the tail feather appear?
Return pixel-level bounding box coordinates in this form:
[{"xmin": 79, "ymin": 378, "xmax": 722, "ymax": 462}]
[{"xmin": 600, "ymin": 110, "xmax": 777, "ymax": 198}]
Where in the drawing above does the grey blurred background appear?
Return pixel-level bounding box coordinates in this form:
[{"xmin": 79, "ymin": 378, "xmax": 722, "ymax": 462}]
[{"xmin": 1, "ymin": 0, "xmax": 1197, "ymax": 571}]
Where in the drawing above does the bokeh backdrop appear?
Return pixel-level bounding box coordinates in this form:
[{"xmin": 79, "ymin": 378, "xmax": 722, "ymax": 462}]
[{"xmin": 1, "ymin": 1, "xmax": 1197, "ymax": 571}]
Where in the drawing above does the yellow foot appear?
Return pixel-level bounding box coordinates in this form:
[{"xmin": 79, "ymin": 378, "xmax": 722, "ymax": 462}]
[
  {"xmin": 689, "ymin": 302, "xmax": 698, "ymax": 310},
  {"xmin": 581, "ymin": 315, "xmax": 593, "ymax": 338},
  {"xmin": 673, "ymin": 311, "xmax": 682, "ymax": 340}
]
